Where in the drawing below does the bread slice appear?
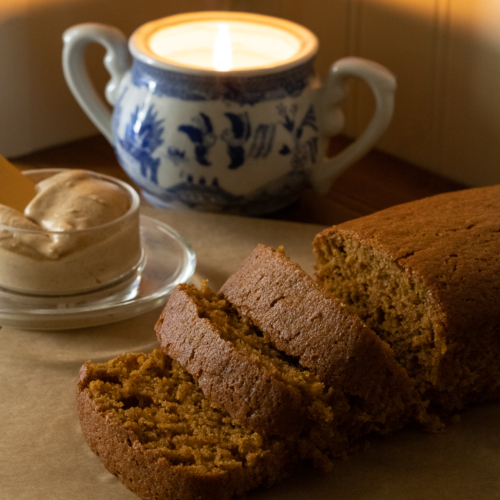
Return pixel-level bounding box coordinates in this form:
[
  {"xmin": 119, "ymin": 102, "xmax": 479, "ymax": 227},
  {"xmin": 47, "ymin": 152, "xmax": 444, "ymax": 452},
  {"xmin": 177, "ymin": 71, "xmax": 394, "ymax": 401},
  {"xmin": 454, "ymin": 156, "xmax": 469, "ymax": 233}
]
[
  {"xmin": 313, "ymin": 185, "xmax": 500, "ymax": 414},
  {"xmin": 218, "ymin": 245, "xmax": 431, "ymax": 430},
  {"xmin": 154, "ymin": 282, "xmax": 306, "ymax": 438},
  {"xmin": 77, "ymin": 350, "xmax": 298, "ymax": 500}
]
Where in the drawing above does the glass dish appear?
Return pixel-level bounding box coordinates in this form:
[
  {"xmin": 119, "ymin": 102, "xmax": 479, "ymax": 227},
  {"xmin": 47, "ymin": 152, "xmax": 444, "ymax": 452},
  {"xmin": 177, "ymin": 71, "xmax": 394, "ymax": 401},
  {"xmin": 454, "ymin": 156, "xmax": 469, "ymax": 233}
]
[
  {"xmin": 0, "ymin": 169, "xmax": 142, "ymax": 295},
  {"xmin": 0, "ymin": 215, "xmax": 196, "ymax": 330}
]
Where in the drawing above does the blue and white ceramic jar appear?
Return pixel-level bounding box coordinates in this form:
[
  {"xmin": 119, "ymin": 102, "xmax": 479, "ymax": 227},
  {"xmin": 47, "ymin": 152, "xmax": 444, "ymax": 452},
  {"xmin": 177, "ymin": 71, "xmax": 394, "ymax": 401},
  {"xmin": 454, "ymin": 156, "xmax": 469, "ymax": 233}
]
[{"xmin": 63, "ymin": 12, "xmax": 396, "ymax": 215}]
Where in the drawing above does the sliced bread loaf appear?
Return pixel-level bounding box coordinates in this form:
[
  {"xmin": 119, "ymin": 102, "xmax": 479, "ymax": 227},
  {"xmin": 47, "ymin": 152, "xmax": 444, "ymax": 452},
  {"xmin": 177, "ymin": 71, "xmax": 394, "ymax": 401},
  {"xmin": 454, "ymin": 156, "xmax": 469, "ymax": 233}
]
[{"xmin": 313, "ymin": 185, "xmax": 500, "ymax": 414}]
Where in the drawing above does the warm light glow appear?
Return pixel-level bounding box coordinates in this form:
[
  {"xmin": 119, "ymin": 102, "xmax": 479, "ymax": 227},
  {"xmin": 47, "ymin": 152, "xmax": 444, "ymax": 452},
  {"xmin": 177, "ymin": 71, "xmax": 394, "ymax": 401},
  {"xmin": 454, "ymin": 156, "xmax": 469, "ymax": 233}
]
[
  {"xmin": 146, "ymin": 18, "xmax": 306, "ymax": 71},
  {"xmin": 212, "ymin": 23, "xmax": 233, "ymax": 71}
]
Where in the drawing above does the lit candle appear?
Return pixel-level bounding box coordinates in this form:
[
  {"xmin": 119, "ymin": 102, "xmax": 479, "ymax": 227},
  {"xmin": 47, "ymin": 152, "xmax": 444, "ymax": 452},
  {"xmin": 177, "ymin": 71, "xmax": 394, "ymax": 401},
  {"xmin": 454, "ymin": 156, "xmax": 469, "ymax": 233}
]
[{"xmin": 133, "ymin": 12, "xmax": 318, "ymax": 73}]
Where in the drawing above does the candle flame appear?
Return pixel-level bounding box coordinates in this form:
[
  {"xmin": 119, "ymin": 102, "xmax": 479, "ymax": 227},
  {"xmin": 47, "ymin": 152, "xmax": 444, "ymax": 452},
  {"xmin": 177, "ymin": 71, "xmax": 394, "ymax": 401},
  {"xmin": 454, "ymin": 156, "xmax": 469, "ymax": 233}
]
[{"xmin": 213, "ymin": 23, "xmax": 233, "ymax": 71}]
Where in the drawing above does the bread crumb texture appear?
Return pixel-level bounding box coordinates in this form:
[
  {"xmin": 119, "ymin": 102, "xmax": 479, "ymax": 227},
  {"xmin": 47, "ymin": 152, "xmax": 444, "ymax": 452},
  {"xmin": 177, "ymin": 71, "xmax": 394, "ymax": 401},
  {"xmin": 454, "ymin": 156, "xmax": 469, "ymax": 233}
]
[{"xmin": 77, "ymin": 350, "xmax": 298, "ymax": 500}]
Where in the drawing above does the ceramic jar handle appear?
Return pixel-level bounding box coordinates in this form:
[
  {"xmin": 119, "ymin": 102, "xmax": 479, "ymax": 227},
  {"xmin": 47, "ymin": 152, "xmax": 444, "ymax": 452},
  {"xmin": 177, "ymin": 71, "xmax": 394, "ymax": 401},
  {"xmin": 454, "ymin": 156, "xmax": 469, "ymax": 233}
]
[
  {"xmin": 62, "ymin": 23, "xmax": 130, "ymax": 144},
  {"xmin": 312, "ymin": 57, "xmax": 396, "ymax": 193}
]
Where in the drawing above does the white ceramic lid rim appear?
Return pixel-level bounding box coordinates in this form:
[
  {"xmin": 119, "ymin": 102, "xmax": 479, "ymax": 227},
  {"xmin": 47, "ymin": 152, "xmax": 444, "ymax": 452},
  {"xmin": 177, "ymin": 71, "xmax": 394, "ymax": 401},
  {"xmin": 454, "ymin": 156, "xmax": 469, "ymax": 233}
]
[{"xmin": 129, "ymin": 11, "xmax": 319, "ymax": 77}]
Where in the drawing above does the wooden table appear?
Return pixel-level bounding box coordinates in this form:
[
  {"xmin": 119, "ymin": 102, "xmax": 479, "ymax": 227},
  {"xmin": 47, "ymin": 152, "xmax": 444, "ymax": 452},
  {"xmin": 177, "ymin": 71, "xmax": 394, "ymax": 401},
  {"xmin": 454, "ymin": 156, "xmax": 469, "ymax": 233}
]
[{"xmin": 13, "ymin": 135, "xmax": 466, "ymax": 226}]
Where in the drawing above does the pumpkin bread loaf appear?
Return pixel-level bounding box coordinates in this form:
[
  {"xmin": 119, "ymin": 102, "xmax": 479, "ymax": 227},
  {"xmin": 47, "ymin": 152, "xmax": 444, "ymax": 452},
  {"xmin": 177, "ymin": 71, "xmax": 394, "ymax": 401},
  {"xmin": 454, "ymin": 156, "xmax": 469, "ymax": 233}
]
[
  {"xmin": 77, "ymin": 350, "xmax": 299, "ymax": 500},
  {"xmin": 77, "ymin": 186, "xmax": 500, "ymax": 500},
  {"xmin": 313, "ymin": 185, "xmax": 500, "ymax": 415},
  {"xmin": 218, "ymin": 245, "xmax": 430, "ymax": 431}
]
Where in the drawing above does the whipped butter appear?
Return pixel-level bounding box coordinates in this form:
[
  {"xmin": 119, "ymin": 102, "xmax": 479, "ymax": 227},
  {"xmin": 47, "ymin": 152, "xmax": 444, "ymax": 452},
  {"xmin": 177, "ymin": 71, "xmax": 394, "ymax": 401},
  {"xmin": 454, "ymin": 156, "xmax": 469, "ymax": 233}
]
[{"xmin": 0, "ymin": 170, "xmax": 142, "ymax": 295}]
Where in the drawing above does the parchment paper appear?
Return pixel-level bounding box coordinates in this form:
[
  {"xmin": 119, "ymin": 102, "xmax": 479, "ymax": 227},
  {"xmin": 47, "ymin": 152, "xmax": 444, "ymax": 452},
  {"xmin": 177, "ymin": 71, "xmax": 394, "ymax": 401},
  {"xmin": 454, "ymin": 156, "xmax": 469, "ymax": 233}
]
[{"xmin": 1, "ymin": 207, "xmax": 499, "ymax": 500}]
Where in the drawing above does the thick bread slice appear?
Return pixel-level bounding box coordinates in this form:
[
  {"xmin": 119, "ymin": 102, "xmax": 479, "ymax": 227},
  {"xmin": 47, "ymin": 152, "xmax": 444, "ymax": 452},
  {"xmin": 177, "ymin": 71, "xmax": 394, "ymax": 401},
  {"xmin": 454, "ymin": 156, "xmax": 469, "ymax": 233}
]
[
  {"xmin": 77, "ymin": 350, "xmax": 297, "ymax": 500},
  {"xmin": 219, "ymin": 245, "xmax": 430, "ymax": 429},
  {"xmin": 155, "ymin": 283, "xmax": 306, "ymax": 438}
]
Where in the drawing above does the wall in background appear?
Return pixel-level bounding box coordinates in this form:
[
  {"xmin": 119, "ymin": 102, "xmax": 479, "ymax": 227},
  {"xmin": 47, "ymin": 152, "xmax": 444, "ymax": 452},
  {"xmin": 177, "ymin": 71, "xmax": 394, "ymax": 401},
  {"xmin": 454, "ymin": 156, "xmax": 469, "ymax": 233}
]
[
  {"xmin": 1, "ymin": 0, "xmax": 499, "ymax": 186},
  {"xmin": 0, "ymin": 0, "xmax": 215, "ymax": 157}
]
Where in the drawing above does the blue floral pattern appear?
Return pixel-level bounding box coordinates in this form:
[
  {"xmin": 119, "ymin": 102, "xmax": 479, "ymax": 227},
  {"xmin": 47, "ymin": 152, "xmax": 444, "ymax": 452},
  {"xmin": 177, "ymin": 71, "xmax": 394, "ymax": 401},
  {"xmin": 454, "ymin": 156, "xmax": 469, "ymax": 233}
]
[
  {"xmin": 114, "ymin": 66, "xmax": 319, "ymax": 214},
  {"xmin": 277, "ymin": 103, "xmax": 318, "ymax": 170},
  {"xmin": 177, "ymin": 113, "xmax": 216, "ymax": 166},
  {"xmin": 118, "ymin": 105, "xmax": 164, "ymax": 184},
  {"xmin": 221, "ymin": 112, "xmax": 251, "ymax": 169}
]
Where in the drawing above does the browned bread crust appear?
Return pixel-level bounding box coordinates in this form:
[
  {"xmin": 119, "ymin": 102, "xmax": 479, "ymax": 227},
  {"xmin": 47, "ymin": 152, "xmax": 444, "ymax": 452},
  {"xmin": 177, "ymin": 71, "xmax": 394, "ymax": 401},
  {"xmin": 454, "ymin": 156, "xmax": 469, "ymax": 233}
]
[
  {"xmin": 219, "ymin": 245, "xmax": 427, "ymax": 428},
  {"xmin": 77, "ymin": 351, "xmax": 296, "ymax": 500},
  {"xmin": 313, "ymin": 185, "xmax": 500, "ymax": 413},
  {"xmin": 155, "ymin": 284, "xmax": 305, "ymax": 437}
]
